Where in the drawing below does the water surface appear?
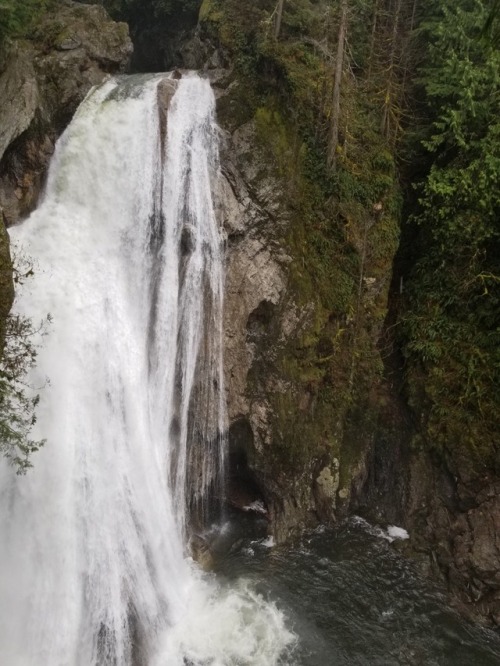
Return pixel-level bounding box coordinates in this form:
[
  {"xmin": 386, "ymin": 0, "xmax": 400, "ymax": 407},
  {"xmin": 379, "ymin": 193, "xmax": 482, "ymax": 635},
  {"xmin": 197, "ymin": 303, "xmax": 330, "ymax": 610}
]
[{"xmin": 213, "ymin": 517, "xmax": 500, "ymax": 665}]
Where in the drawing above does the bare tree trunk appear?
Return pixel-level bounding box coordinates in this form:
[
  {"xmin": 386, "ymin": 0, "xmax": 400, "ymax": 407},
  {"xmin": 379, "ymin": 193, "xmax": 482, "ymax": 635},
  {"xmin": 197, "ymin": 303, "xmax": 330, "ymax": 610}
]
[
  {"xmin": 315, "ymin": 75, "xmax": 328, "ymax": 142},
  {"xmin": 409, "ymin": 0, "xmax": 418, "ymax": 31},
  {"xmin": 401, "ymin": 0, "xmax": 418, "ymax": 92},
  {"xmin": 380, "ymin": 0, "xmax": 402, "ymax": 141},
  {"xmin": 367, "ymin": 0, "xmax": 379, "ymax": 80},
  {"xmin": 274, "ymin": 0, "xmax": 285, "ymax": 40},
  {"xmin": 328, "ymin": 0, "xmax": 348, "ymax": 170}
]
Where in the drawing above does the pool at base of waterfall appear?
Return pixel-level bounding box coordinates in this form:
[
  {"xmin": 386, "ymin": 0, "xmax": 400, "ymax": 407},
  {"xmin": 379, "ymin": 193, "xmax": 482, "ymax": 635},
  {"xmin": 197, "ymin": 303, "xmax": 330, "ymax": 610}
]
[{"xmin": 197, "ymin": 516, "xmax": 500, "ymax": 666}]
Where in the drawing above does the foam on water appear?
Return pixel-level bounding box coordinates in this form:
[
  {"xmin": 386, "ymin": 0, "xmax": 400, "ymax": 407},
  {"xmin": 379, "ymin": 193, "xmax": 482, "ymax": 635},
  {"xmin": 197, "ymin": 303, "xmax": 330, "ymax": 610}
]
[
  {"xmin": 351, "ymin": 515, "xmax": 410, "ymax": 543},
  {"xmin": 153, "ymin": 566, "xmax": 296, "ymax": 666},
  {"xmin": 387, "ymin": 525, "xmax": 409, "ymax": 541}
]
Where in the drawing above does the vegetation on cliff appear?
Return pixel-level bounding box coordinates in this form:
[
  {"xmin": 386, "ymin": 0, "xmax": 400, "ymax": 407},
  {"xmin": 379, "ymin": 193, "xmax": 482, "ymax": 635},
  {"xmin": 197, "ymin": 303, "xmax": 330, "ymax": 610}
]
[
  {"xmin": 0, "ymin": 0, "xmax": 56, "ymax": 42},
  {"xmin": 186, "ymin": 1, "xmax": 500, "ymax": 540},
  {"xmin": 198, "ymin": 0, "xmax": 403, "ymax": 479},
  {"xmin": 401, "ymin": 0, "xmax": 500, "ymax": 478},
  {"xmin": 195, "ymin": 0, "xmax": 500, "ymax": 488}
]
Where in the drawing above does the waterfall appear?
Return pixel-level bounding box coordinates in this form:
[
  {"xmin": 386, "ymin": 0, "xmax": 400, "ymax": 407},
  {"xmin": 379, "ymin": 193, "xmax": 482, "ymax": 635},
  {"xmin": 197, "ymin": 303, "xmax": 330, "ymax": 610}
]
[{"xmin": 0, "ymin": 74, "xmax": 294, "ymax": 665}]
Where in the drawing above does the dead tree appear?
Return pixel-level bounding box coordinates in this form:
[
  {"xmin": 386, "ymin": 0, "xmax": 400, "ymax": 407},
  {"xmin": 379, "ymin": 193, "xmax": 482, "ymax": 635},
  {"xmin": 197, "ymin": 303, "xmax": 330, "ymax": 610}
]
[
  {"xmin": 274, "ymin": 0, "xmax": 285, "ymax": 40},
  {"xmin": 328, "ymin": 0, "xmax": 348, "ymax": 170},
  {"xmin": 380, "ymin": 0, "xmax": 402, "ymax": 140}
]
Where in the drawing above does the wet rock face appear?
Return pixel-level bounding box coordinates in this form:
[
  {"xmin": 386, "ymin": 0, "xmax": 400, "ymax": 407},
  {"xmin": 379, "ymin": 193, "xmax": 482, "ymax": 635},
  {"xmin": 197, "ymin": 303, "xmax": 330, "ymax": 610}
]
[
  {"xmin": 213, "ymin": 114, "xmax": 303, "ymax": 537},
  {"xmin": 0, "ymin": 0, "xmax": 132, "ymax": 227},
  {"xmin": 404, "ymin": 452, "xmax": 500, "ymax": 627},
  {"xmin": 313, "ymin": 460, "xmax": 340, "ymax": 523},
  {"xmin": 213, "ymin": 99, "xmax": 346, "ymax": 541},
  {"xmin": 0, "ymin": 44, "xmax": 39, "ymax": 164},
  {"xmin": 214, "ymin": 117, "xmax": 288, "ymax": 429},
  {"xmin": 353, "ymin": 380, "xmax": 500, "ymax": 627}
]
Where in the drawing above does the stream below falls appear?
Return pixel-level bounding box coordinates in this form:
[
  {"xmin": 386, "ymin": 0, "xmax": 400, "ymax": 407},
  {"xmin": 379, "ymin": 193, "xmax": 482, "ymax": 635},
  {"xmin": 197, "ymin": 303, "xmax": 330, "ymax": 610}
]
[{"xmin": 210, "ymin": 515, "xmax": 500, "ymax": 666}]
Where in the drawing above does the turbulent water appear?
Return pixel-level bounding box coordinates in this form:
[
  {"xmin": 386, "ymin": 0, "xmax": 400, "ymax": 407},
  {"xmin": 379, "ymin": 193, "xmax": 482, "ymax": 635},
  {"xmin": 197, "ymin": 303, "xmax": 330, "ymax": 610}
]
[
  {"xmin": 0, "ymin": 74, "xmax": 293, "ymax": 666},
  {"xmin": 215, "ymin": 517, "xmax": 500, "ymax": 666}
]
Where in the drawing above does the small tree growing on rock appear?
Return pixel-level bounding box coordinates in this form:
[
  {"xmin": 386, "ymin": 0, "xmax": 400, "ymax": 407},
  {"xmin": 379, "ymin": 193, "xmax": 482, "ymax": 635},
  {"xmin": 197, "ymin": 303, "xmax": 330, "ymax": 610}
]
[{"xmin": 0, "ymin": 253, "xmax": 49, "ymax": 473}]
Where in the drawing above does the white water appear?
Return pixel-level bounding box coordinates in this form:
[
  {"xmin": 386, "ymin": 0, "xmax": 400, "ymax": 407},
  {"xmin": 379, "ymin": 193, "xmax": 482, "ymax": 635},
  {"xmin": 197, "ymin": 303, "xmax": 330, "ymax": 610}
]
[{"xmin": 0, "ymin": 74, "xmax": 294, "ymax": 665}]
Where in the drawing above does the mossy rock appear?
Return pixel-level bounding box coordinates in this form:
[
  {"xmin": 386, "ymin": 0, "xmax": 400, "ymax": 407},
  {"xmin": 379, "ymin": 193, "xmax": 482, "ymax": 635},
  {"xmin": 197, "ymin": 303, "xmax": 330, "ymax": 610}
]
[{"xmin": 199, "ymin": 0, "xmax": 223, "ymax": 23}]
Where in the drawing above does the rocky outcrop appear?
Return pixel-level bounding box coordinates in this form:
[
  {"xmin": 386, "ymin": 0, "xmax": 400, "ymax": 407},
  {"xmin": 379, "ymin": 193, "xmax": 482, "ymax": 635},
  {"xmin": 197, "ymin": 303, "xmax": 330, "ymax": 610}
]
[
  {"xmin": 212, "ymin": 50, "xmax": 499, "ymax": 624},
  {"xmin": 215, "ymin": 117, "xmax": 308, "ymax": 539},
  {"xmin": 353, "ymin": 343, "xmax": 500, "ymax": 627},
  {"xmin": 212, "ymin": 72, "xmax": 398, "ymax": 542},
  {"xmin": 0, "ymin": 0, "xmax": 132, "ymax": 227},
  {"xmin": 402, "ymin": 452, "xmax": 500, "ymax": 626}
]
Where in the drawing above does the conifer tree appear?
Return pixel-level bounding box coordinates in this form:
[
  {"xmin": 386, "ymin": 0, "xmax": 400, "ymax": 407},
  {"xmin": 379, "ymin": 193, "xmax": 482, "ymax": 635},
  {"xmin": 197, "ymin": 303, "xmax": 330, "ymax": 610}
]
[{"xmin": 402, "ymin": 0, "xmax": 500, "ymax": 467}]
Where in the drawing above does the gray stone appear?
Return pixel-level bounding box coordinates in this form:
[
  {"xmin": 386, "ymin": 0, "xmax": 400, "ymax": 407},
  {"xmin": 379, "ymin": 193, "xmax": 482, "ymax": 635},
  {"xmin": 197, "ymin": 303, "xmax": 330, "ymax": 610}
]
[
  {"xmin": 0, "ymin": 1, "xmax": 132, "ymax": 226},
  {"xmin": 0, "ymin": 44, "xmax": 39, "ymax": 163}
]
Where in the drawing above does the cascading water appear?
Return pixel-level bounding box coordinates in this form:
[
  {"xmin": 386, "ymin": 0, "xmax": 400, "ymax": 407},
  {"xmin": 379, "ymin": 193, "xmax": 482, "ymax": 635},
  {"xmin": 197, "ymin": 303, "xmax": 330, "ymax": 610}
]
[{"xmin": 0, "ymin": 74, "xmax": 294, "ymax": 665}]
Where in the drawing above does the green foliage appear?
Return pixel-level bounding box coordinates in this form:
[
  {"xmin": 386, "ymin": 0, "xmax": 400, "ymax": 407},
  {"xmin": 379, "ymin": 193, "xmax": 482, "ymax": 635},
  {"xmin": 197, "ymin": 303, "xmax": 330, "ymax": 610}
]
[
  {"xmin": 0, "ymin": 258, "xmax": 49, "ymax": 473},
  {"xmin": 402, "ymin": 0, "xmax": 500, "ymax": 474},
  {"xmin": 0, "ymin": 0, "xmax": 56, "ymax": 42}
]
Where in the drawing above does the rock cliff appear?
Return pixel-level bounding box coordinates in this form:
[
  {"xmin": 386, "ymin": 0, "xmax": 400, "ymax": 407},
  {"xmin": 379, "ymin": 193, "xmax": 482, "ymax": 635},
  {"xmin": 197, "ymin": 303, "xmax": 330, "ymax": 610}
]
[
  {"xmin": 352, "ymin": 299, "xmax": 500, "ymax": 627},
  {"xmin": 1, "ymin": 1, "xmax": 396, "ymax": 546},
  {"xmin": 0, "ymin": 0, "xmax": 132, "ymax": 227}
]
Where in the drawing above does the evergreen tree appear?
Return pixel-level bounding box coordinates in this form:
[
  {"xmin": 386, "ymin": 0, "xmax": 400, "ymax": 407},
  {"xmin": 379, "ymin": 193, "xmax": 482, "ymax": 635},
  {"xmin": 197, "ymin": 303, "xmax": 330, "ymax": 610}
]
[{"xmin": 402, "ymin": 0, "xmax": 500, "ymax": 470}]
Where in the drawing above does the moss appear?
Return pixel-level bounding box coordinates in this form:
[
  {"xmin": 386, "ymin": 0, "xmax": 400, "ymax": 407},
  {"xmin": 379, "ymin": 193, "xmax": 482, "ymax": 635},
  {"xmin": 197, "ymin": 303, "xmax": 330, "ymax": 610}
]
[
  {"xmin": 402, "ymin": 237, "xmax": 500, "ymax": 478},
  {"xmin": 216, "ymin": 82, "xmax": 257, "ymax": 133},
  {"xmin": 250, "ymin": 96, "xmax": 398, "ymax": 476},
  {"xmin": 405, "ymin": 345, "xmax": 500, "ymax": 478},
  {"xmin": 268, "ymin": 384, "xmax": 341, "ymax": 473},
  {"xmin": 199, "ymin": 0, "xmax": 222, "ymax": 22}
]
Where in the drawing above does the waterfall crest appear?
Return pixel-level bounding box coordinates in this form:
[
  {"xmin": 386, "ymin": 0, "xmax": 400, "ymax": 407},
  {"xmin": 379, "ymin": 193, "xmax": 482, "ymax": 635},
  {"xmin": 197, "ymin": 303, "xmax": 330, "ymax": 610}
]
[{"xmin": 0, "ymin": 74, "xmax": 294, "ymax": 665}]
